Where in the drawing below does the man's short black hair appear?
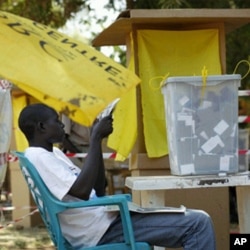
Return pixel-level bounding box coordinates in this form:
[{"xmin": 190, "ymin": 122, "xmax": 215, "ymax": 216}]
[{"xmin": 18, "ymin": 103, "xmax": 56, "ymax": 141}]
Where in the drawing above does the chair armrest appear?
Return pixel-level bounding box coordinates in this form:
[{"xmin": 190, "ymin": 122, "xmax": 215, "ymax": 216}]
[
  {"xmin": 55, "ymin": 194, "xmax": 132, "ymax": 209},
  {"xmin": 56, "ymin": 193, "xmax": 135, "ymax": 247}
]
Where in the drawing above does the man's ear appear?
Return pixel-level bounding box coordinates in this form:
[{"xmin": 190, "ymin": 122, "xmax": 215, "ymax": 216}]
[{"xmin": 37, "ymin": 122, "xmax": 45, "ymax": 132}]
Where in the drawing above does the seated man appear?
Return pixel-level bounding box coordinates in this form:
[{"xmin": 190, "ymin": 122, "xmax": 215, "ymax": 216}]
[{"xmin": 18, "ymin": 103, "xmax": 216, "ymax": 250}]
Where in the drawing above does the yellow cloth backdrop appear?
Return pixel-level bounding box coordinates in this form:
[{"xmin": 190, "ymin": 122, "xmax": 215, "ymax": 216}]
[
  {"xmin": 137, "ymin": 29, "xmax": 222, "ymax": 157},
  {"xmin": 0, "ymin": 11, "xmax": 140, "ymax": 127},
  {"xmin": 108, "ymin": 38, "xmax": 138, "ymax": 161}
]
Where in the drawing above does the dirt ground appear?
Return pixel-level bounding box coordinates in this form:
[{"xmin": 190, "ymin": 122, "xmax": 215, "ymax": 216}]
[
  {"xmin": 0, "ymin": 224, "xmax": 55, "ymax": 250},
  {"xmin": 0, "ymin": 206, "xmax": 54, "ymax": 250}
]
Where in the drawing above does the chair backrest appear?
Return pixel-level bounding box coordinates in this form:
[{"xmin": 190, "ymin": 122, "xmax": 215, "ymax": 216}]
[{"xmin": 15, "ymin": 151, "xmax": 73, "ymax": 249}]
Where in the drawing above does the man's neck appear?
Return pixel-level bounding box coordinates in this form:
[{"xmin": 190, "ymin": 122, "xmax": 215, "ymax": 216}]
[{"xmin": 29, "ymin": 141, "xmax": 53, "ymax": 152}]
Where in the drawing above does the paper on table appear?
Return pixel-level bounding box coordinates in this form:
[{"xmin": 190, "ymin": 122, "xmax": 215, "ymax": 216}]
[{"xmin": 105, "ymin": 201, "xmax": 186, "ymax": 214}]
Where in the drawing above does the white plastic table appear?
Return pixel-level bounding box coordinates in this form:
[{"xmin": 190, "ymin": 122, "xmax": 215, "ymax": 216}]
[{"xmin": 126, "ymin": 172, "xmax": 250, "ymax": 250}]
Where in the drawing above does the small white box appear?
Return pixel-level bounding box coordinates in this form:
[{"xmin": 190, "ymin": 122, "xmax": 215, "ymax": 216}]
[{"xmin": 161, "ymin": 74, "xmax": 241, "ymax": 175}]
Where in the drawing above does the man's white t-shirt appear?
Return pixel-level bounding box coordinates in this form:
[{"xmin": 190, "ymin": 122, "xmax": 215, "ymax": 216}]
[{"xmin": 25, "ymin": 147, "xmax": 118, "ymax": 249}]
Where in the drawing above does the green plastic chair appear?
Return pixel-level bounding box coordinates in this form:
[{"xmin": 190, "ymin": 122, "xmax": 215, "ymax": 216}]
[{"xmin": 14, "ymin": 152, "xmax": 152, "ymax": 250}]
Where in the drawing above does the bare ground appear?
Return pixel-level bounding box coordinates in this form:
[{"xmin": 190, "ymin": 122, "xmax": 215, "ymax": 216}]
[
  {"xmin": 0, "ymin": 208, "xmax": 54, "ymax": 250},
  {"xmin": 0, "ymin": 224, "xmax": 55, "ymax": 250}
]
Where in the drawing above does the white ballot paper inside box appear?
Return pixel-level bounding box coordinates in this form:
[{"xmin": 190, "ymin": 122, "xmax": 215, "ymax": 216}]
[{"xmin": 105, "ymin": 202, "xmax": 186, "ymax": 214}]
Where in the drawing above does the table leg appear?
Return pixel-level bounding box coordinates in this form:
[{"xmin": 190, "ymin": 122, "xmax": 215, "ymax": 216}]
[
  {"xmin": 140, "ymin": 190, "xmax": 165, "ymax": 207},
  {"xmin": 236, "ymin": 186, "xmax": 250, "ymax": 233}
]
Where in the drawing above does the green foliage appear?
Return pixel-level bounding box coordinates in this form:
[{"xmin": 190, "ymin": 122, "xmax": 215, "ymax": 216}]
[
  {"xmin": 14, "ymin": 238, "xmax": 27, "ymax": 248},
  {"xmin": 0, "ymin": 0, "xmax": 85, "ymax": 28}
]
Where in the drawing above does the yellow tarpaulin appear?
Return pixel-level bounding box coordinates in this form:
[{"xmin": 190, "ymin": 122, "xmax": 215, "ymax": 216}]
[
  {"xmin": 108, "ymin": 38, "xmax": 137, "ymax": 161},
  {"xmin": 0, "ymin": 11, "xmax": 141, "ymax": 126},
  {"xmin": 137, "ymin": 29, "xmax": 222, "ymax": 157}
]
